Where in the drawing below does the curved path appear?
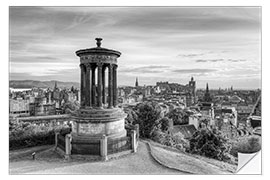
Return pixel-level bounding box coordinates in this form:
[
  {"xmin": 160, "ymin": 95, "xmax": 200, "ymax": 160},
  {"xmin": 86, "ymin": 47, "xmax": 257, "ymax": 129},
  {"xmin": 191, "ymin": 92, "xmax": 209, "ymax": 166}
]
[{"xmin": 9, "ymin": 142, "xmax": 185, "ymax": 174}]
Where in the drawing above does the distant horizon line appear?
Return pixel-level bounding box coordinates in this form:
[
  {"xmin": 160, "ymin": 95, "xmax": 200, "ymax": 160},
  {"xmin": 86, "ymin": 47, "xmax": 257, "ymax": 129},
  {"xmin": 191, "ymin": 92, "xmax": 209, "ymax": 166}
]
[{"xmin": 9, "ymin": 79, "xmax": 261, "ymax": 90}]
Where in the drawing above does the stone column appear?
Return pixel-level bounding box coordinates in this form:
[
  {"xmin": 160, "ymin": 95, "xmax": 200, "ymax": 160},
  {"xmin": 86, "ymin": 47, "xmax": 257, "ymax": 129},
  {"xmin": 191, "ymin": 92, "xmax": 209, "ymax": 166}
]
[
  {"xmin": 85, "ymin": 63, "xmax": 91, "ymax": 107},
  {"xmin": 100, "ymin": 135, "xmax": 108, "ymax": 161},
  {"xmin": 54, "ymin": 132, "xmax": 59, "ymax": 150},
  {"xmin": 113, "ymin": 65, "xmax": 118, "ymax": 107},
  {"xmin": 97, "ymin": 63, "xmax": 103, "ymax": 108},
  {"xmin": 108, "ymin": 64, "xmax": 113, "ymax": 108},
  {"xmin": 102, "ymin": 66, "xmax": 106, "ymax": 104},
  {"xmin": 80, "ymin": 64, "xmax": 85, "ymax": 107},
  {"xmin": 65, "ymin": 134, "xmax": 72, "ymax": 160},
  {"xmin": 91, "ymin": 65, "xmax": 96, "ymax": 107},
  {"xmin": 131, "ymin": 130, "xmax": 137, "ymax": 153}
]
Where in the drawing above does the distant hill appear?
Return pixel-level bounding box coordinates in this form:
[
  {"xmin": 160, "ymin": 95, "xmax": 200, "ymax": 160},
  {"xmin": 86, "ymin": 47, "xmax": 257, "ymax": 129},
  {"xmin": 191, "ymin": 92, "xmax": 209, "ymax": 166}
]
[{"xmin": 9, "ymin": 80, "xmax": 80, "ymax": 89}]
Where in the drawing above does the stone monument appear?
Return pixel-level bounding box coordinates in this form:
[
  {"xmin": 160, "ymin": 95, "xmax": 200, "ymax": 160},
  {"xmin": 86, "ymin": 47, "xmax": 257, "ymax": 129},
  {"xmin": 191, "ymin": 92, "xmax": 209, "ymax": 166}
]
[{"xmin": 70, "ymin": 38, "xmax": 127, "ymax": 155}]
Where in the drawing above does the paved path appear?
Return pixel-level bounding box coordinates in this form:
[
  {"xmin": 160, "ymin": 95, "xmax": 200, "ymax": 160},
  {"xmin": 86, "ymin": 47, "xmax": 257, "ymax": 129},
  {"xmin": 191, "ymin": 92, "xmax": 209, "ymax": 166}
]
[{"xmin": 9, "ymin": 142, "xmax": 185, "ymax": 174}]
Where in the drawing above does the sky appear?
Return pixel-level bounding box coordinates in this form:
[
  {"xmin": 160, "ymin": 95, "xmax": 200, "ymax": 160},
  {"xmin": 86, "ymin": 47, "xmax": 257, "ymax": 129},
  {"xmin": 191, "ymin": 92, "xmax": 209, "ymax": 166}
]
[{"xmin": 9, "ymin": 7, "xmax": 261, "ymax": 89}]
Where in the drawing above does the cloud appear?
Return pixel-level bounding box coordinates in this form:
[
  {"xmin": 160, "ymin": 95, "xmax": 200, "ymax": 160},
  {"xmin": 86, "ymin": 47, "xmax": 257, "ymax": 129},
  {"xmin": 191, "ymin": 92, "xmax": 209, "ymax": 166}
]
[
  {"xmin": 196, "ymin": 59, "xmax": 224, "ymax": 63},
  {"xmin": 10, "ymin": 56, "xmax": 61, "ymax": 63},
  {"xmin": 177, "ymin": 53, "xmax": 205, "ymax": 58},
  {"xmin": 10, "ymin": 68, "xmax": 79, "ymax": 82},
  {"xmin": 119, "ymin": 65, "xmax": 170, "ymax": 74},
  {"xmin": 227, "ymin": 59, "xmax": 247, "ymax": 62},
  {"xmin": 172, "ymin": 68, "xmax": 217, "ymax": 74},
  {"xmin": 9, "ymin": 72, "xmax": 33, "ymax": 80},
  {"xmin": 195, "ymin": 59, "xmax": 247, "ymax": 63},
  {"xmin": 9, "ymin": 7, "xmax": 261, "ymax": 88}
]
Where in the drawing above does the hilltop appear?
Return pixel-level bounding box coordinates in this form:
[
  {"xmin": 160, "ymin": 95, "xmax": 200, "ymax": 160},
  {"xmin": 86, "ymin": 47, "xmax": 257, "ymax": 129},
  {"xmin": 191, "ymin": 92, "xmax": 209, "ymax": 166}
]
[
  {"xmin": 9, "ymin": 80, "xmax": 80, "ymax": 89},
  {"xmin": 9, "ymin": 141, "xmax": 235, "ymax": 174}
]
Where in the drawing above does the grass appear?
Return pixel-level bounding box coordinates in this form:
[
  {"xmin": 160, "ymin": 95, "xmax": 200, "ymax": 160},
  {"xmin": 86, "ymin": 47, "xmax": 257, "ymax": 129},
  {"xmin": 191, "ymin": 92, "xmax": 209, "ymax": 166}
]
[{"xmin": 148, "ymin": 140, "xmax": 237, "ymax": 174}]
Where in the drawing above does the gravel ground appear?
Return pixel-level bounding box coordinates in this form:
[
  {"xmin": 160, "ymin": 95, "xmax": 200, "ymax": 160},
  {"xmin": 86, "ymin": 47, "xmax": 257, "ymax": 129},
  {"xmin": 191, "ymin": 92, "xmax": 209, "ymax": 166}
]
[{"xmin": 9, "ymin": 142, "xmax": 185, "ymax": 175}]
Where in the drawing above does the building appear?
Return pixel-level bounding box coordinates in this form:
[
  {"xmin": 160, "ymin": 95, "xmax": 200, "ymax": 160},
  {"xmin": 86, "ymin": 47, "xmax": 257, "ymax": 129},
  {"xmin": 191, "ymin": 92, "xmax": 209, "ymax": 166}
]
[
  {"xmin": 188, "ymin": 113, "xmax": 201, "ymax": 129},
  {"xmin": 9, "ymin": 98, "xmax": 30, "ymax": 116},
  {"xmin": 188, "ymin": 77, "xmax": 196, "ymax": 102},
  {"xmin": 170, "ymin": 124, "xmax": 197, "ymax": 139},
  {"xmin": 236, "ymin": 102, "xmax": 253, "ymax": 116},
  {"xmin": 229, "ymin": 95, "xmax": 243, "ymax": 104},
  {"xmin": 29, "ymin": 96, "xmax": 56, "ymax": 116},
  {"xmin": 215, "ymin": 106, "xmax": 238, "ymax": 127},
  {"xmin": 248, "ymin": 116, "xmax": 261, "ymax": 128}
]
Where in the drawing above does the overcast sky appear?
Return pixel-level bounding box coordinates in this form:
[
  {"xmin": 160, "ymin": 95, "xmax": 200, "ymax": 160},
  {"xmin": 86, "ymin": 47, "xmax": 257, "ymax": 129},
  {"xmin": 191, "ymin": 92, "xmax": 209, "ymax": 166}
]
[{"xmin": 9, "ymin": 7, "xmax": 261, "ymax": 89}]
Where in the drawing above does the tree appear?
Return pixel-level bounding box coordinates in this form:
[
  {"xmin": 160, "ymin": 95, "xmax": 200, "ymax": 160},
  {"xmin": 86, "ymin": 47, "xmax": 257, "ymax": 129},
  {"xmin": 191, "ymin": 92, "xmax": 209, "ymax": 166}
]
[
  {"xmin": 124, "ymin": 108, "xmax": 138, "ymax": 125},
  {"xmin": 189, "ymin": 128, "xmax": 232, "ymax": 161},
  {"xmin": 134, "ymin": 101, "xmax": 162, "ymax": 138},
  {"xmin": 155, "ymin": 117, "xmax": 173, "ymax": 132},
  {"xmin": 166, "ymin": 108, "xmax": 189, "ymax": 125}
]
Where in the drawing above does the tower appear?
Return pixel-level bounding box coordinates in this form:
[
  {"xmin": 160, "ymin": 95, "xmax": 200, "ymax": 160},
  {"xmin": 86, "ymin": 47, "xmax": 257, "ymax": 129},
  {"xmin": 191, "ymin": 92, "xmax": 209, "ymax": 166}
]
[
  {"xmin": 188, "ymin": 77, "xmax": 196, "ymax": 103},
  {"xmin": 71, "ymin": 38, "xmax": 127, "ymax": 155},
  {"xmin": 204, "ymin": 83, "xmax": 212, "ymax": 102},
  {"xmin": 54, "ymin": 81, "xmax": 58, "ymax": 91},
  {"xmin": 135, "ymin": 77, "xmax": 139, "ymax": 87}
]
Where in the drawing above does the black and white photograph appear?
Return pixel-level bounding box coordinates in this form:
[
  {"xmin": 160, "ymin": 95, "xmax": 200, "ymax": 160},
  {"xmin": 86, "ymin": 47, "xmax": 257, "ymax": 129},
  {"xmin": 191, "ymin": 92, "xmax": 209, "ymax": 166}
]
[{"xmin": 8, "ymin": 6, "xmax": 262, "ymax": 175}]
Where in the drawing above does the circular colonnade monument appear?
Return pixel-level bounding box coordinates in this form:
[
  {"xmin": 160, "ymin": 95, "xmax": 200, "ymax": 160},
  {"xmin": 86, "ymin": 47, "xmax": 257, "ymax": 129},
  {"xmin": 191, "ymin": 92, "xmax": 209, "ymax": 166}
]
[{"xmin": 70, "ymin": 38, "xmax": 127, "ymax": 155}]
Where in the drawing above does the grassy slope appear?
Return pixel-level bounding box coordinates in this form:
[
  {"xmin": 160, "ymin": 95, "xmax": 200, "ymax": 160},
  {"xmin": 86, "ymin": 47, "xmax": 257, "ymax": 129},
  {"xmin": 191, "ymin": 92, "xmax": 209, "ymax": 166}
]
[{"xmin": 148, "ymin": 140, "xmax": 237, "ymax": 174}]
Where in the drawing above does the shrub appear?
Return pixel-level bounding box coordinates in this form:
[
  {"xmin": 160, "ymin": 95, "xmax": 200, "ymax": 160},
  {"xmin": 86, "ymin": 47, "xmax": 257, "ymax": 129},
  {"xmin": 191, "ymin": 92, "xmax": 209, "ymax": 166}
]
[
  {"xmin": 9, "ymin": 121, "xmax": 70, "ymax": 150},
  {"xmin": 189, "ymin": 128, "xmax": 232, "ymax": 161},
  {"xmin": 124, "ymin": 109, "xmax": 138, "ymax": 125},
  {"xmin": 151, "ymin": 128, "xmax": 189, "ymax": 152},
  {"xmin": 236, "ymin": 135, "xmax": 261, "ymax": 154}
]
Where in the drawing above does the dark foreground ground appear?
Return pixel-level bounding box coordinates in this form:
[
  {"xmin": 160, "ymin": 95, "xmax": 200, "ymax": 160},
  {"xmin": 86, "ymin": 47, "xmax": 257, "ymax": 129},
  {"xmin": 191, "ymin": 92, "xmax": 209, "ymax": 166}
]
[{"xmin": 9, "ymin": 141, "xmax": 235, "ymax": 174}]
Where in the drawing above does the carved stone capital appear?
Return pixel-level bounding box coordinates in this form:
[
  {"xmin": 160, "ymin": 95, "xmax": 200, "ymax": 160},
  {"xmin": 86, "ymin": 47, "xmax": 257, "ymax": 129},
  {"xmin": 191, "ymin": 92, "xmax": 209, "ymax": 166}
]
[
  {"xmin": 85, "ymin": 63, "xmax": 92, "ymax": 70},
  {"xmin": 79, "ymin": 64, "xmax": 84, "ymax": 69},
  {"xmin": 97, "ymin": 62, "xmax": 103, "ymax": 68},
  {"xmin": 113, "ymin": 64, "xmax": 118, "ymax": 70},
  {"xmin": 108, "ymin": 63, "xmax": 113, "ymax": 70}
]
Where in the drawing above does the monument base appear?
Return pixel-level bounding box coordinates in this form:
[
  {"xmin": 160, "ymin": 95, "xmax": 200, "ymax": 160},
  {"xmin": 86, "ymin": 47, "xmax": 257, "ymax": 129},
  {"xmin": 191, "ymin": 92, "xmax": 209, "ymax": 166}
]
[{"xmin": 70, "ymin": 107, "xmax": 128, "ymax": 156}]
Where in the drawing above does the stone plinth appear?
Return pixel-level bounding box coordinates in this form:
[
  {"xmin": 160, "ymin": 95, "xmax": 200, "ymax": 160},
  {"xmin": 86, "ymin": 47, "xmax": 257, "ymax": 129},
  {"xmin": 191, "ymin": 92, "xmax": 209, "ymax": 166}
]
[
  {"xmin": 71, "ymin": 107, "xmax": 127, "ymax": 139},
  {"xmin": 70, "ymin": 107, "xmax": 127, "ymax": 156}
]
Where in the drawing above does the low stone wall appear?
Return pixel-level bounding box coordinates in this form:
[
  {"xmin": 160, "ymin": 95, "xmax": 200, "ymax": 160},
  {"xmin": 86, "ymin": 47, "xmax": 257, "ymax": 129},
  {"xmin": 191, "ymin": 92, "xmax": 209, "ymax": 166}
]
[
  {"xmin": 54, "ymin": 127, "xmax": 139, "ymax": 161},
  {"xmin": 107, "ymin": 136, "xmax": 132, "ymax": 155},
  {"xmin": 56, "ymin": 134, "xmax": 65, "ymax": 152},
  {"xmin": 71, "ymin": 137, "xmax": 100, "ymax": 155}
]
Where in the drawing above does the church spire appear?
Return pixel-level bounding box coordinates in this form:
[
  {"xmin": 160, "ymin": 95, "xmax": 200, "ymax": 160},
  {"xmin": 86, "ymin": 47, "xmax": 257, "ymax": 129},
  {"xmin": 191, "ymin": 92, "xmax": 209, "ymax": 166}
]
[
  {"xmin": 54, "ymin": 81, "xmax": 58, "ymax": 91},
  {"xmin": 204, "ymin": 83, "xmax": 212, "ymax": 102},
  {"xmin": 135, "ymin": 77, "xmax": 139, "ymax": 87}
]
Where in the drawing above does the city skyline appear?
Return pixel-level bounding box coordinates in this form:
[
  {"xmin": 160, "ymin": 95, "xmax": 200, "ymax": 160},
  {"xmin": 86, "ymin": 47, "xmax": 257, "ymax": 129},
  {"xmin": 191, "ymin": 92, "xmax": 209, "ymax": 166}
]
[{"xmin": 9, "ymin": 7, "xmax": 261, "ymax": 89}]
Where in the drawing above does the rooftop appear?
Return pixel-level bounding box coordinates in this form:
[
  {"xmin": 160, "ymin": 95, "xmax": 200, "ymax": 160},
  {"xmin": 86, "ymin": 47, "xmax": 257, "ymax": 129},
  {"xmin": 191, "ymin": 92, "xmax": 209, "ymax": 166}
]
[{"xmin": 171, "ymin": 124, "xmax": 197, "ymax": 139}]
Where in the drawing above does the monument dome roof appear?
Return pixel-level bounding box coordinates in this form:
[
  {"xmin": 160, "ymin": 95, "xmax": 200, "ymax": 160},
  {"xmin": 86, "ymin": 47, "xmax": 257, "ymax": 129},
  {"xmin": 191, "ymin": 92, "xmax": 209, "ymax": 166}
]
[{"xmin": 75, "ymin": 38, "xmax": 121, "ymax": 57}]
